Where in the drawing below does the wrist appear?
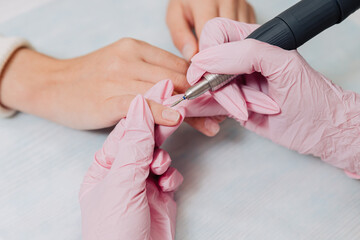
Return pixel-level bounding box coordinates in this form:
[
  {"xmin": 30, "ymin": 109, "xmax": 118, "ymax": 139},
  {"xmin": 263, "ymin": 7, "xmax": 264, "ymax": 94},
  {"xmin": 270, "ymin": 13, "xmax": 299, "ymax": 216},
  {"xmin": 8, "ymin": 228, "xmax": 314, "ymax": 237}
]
[{"xmin": 0, "ymin": 48, "xmax": 67, "ymax": 117}]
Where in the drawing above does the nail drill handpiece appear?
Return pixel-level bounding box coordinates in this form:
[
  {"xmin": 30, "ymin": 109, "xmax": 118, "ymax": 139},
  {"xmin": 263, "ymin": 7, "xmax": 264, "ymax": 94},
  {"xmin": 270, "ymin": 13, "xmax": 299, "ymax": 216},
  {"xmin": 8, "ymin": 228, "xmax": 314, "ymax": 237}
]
[
  {"xmin": 171, "ymin": 0, "xmax": 360, "ymax": 107},
  {"xmin": 171, "ymin": 73, "xmax": 239, "ymax": 107}
]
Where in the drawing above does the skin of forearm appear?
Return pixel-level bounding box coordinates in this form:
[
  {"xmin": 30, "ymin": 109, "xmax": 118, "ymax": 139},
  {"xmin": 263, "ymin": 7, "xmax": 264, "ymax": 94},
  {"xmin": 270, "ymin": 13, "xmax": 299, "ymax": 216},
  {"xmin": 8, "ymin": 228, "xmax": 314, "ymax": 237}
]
[{"xmin": 0, "ymin": 48, "xmax": 66, "ymax": 119}]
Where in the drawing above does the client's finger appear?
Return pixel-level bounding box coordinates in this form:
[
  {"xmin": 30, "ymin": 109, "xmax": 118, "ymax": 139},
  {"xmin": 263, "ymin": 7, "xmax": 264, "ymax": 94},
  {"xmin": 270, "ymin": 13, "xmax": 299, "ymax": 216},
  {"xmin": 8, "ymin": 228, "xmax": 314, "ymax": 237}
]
[
  {"xmin": 219, "ymin": 0, "xmax": 238, "ymax": 20},
  {"xmin": 148, "ymin": 100, "xmax": 181, "ymax": 126},
  {"xmin": 185, "ymin": 117, "xmax": 220, "ymax": 137},
  {"xmin": 105, "ymin": 94, "xmax": 181, "ymax": 127},
  {"xmin": 166, "ymin": 0, "xmax": 198, "ymax": 60}
]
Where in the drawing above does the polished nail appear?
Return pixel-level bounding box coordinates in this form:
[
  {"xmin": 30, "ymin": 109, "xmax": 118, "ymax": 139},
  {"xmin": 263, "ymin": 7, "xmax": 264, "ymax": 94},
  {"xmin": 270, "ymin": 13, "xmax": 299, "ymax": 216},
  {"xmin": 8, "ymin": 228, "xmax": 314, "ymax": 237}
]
[{"xmin": 162, "ymin": 108, "xmax": 180, "ymax": 123}]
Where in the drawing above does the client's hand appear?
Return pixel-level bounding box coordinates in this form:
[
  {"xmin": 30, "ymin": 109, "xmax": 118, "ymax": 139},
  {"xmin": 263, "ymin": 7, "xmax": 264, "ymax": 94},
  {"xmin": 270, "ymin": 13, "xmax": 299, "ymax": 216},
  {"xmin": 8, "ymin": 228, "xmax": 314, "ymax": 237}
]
[
  {"xmin": 0, "ymin": 38, "xmax": 224, "ymax": 136},
  {"xmin": 79, "ymin": 91, "xmax": 183, "ymax": 239},
  {"xmin": 188, "ymin": 18, "xmax": 360, "ymax": 177}
]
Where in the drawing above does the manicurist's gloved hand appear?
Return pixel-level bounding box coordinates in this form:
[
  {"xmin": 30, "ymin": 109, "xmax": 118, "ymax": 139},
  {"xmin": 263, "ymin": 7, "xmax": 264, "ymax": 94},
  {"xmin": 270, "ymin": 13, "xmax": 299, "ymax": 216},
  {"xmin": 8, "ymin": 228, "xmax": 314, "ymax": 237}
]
[
  {"xmin": 79, "ymin": 88, "xmax": 184, "ymax": 239},
  {"xmin": 79, "ymin": 75, "xmax": 281, "ymax": 239},
  {"xmin": 187, "ymin": 18, "xmax": 360, "ymax": 177},
  {"xmin": 165, "ymin": 0, "xmax": 256, "ymax": 135}
]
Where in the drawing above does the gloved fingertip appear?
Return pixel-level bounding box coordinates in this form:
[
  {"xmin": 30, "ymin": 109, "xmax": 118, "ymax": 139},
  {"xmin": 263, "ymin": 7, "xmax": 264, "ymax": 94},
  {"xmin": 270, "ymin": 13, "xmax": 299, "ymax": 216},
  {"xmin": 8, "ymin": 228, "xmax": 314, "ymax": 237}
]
[
  {"xmin": 345, "ymin": 170, "xmax": 360, "ymax": 180},
  {"xmin": 239, "ymin": 107, "xmax": 249, "ymax": 121},
  {"xmin": 151, "ymin": 149, "xmax": 172, "ymax": 175},
  {"xmin": 228, "ymin": 107, "xmax": 249, "ymax": 122},
  {"xmin": 125, "ymin": 95, "xmax": 154, "ymax": 131},
  {"xmin": 187, "ymin": 63, "xmax": 206, "ymax": 85},
  {"xmin": 190, "ymin": 49, "xmax": 208, "ymax": 64},
  {"xmin": 212, "ymin": 84, "xmax": 249, "ymax": 122},
  {"xmin": 198, "ymin": 18, "xmax": 260, "ymax": 50},
  {"xmin": 144, "ymin": 79, "xmax": 175, "ymax": 104},
  {"xmin": 117, "ymin": 95, "xmax": 155, "ymax": 162},
  {"xmin": 269, "ymin": 102, "xmax": 281, "ymax": 114},
  {"xmin": 159, "ymin": 167, "xmax": 184, "ymax": 192},
  {"xmin": 242, "ymin": 85, "xmax": 280, "ymax": 115}
]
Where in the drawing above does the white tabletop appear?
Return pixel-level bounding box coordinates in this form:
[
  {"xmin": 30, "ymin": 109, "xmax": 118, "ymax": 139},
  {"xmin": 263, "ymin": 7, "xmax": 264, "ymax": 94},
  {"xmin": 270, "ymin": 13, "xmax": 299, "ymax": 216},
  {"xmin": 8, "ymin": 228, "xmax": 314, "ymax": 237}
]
[{"xmin": 0, "ymin": 0, "xmax": 359, "ymax": 239}]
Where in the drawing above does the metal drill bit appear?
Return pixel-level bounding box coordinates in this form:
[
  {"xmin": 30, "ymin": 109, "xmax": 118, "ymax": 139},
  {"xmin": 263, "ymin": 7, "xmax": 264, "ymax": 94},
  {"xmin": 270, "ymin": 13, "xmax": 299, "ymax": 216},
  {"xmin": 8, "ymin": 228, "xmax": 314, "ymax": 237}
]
[
  {"xmin": 170, "ymin": 96, "xmax": 186, "ymax": 107},
  {"xmin": 170, "ymin": 74, "xmax": 237, "ymax": 107}
]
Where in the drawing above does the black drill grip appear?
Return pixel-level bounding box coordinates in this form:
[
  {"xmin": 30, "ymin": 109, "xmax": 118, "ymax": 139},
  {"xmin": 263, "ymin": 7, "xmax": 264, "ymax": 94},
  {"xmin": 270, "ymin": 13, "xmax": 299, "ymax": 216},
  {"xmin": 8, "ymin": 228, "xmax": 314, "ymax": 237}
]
[{"xmin": 247, "ymin": 0, "xmax": 360, "ymax": 50}]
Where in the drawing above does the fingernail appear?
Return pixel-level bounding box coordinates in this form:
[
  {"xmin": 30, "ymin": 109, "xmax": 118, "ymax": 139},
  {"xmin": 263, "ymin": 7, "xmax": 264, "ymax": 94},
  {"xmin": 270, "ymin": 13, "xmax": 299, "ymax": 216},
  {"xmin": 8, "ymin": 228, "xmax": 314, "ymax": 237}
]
[
  {"xmin": 204, "ymin": 118, "xmax": 220, "ymax": 136},
  {"xmin": 182, "ymin": 43, "xmax": 196, "ymax": 61},
  {"xmin": 162, "ymin": 108, "xmax": 180, "ymax": 123}
]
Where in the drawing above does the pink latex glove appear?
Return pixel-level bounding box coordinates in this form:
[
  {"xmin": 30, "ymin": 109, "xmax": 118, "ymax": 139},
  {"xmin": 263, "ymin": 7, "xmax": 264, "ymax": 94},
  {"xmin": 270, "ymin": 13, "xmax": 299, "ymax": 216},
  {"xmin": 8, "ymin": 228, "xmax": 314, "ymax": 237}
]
[
  {"xmin": 78, "ymin": 76, "xmax": 281, "ymax": 239},
  {"xmin": 153, "ymin": 80, "xmax": 279, "ymax": 146},
  {"xmin": 187, "ymin": 18, "xmax": 360, "ymax": 177},
  {"xmin": 79, "ymin": 92, "xmax": 184, "ymax": 240}
]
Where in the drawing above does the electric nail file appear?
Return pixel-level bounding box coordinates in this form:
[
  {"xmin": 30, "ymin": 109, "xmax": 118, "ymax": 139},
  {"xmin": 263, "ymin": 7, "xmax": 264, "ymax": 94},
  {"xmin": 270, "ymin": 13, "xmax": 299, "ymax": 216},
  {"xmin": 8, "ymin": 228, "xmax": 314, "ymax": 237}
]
[{"xmin": 171, "ymin": 0, "xmax": 360, "ymax": 107}]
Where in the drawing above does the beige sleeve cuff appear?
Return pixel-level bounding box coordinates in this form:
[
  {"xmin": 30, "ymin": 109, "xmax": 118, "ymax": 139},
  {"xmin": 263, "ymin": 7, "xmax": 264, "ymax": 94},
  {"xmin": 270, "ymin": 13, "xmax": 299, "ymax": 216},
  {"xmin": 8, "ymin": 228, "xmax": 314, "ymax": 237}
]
[{"xmin": 0, "ymin": 35, "xmax": 31, "ymax": 118}]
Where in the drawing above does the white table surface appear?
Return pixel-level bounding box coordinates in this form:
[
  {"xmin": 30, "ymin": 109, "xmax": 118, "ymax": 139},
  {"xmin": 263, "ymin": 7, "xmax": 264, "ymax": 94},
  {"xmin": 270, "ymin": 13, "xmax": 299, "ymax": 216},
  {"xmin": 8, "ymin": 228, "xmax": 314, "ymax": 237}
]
[{"xmin": 0, "ymin": 0, "xmax": 359, "ymax": 239}]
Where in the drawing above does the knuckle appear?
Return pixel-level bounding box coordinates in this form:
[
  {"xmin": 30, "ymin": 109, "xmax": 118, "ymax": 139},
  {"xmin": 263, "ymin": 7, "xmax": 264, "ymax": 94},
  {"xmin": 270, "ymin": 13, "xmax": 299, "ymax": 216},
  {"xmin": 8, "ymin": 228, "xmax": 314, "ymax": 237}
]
[
  {"xmin": 105, "ymin": 56, "xmax": 126, "ymax": 77},
  {"xmin": 174, "ymin": 72, "xmax": 186, "ymax": 83},
  {"xmin": 220, "ymin": 0, "xmax": 237, "ymax": 4},
  {"xmin": 117, "ymin": 37, "xmax": 139, "ymax": 50},
  {"xmin": 172, "ymin": 73, "xmax": 188, "ymax": 91},
  {"xmin": 173, "ymin": 58, "xmax": 189, "ymax": 73}
]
